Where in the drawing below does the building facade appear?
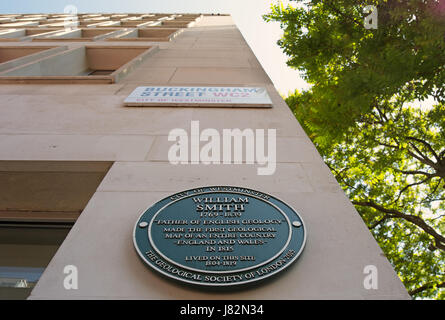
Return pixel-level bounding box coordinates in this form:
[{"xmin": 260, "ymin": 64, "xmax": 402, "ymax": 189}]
[{"xmin": 0, "ymin": 13, "xmax": 409, "ymax": 299}]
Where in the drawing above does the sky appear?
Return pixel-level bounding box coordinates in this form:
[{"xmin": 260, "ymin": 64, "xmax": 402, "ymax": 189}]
[{"xmin": 0, "ymin": 0, "xmax": 309, "ymax": 95}]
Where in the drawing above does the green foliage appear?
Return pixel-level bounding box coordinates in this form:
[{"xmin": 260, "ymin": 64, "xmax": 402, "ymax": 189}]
[{"xmin": 265, "ymin": 0, "xmax": 445, "ymax": 299}]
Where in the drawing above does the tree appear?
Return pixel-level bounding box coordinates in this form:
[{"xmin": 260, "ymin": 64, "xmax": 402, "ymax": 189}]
[{"xmin": 264, "ymin": 0, "xmax": 445, "ymax": 299}]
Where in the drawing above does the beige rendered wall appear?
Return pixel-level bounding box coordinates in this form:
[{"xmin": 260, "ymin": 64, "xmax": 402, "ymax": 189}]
[{"xmin": 0, "ymin": 15, "xmax": 409, "ymax": 299}]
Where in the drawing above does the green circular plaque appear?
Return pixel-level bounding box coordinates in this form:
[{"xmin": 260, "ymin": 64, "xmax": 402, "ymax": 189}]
[{"xmin": 133, "ymin": 186, "xmax": 306, "ymax": 286}]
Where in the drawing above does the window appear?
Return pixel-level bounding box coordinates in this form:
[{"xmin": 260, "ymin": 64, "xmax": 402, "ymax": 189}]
[
  {"xmin": 0, "ymin": 161, "xmax": 112, "ymax": 299},
  {"xmin": 0, "ymin": 45, "xmax": 157, "ymax": 84}
]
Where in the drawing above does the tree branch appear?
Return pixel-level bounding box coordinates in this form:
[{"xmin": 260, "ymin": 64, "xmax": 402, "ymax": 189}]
[
  {"xmin": 352, "ymin": 200, "xmax": 445, "ymax": 251},
  {"xmin": 407, "ymin": 148, "xmax": 436, "ymax": 168},
  {"xmin": 393, "ymin": 175, "xmax": 433, "ymax": 203},
  {"xmin": 405, "ymin": 136, "xmax": 440, "ymax": 163},
  {"xmin": 375, "ymin": 105, "xmax": 389, "ymax": 122},
  {"xmin": 397, "ymin": 170, "xmax": 433, "ymax": 177},
  {"xmin": 421, "ymin": 179, "xmax": 443, "ymax": 204},
  {"xmin": 378, "ymin": 142, "xmax": 399, "ymax": 149},
  {"xmin": 327, "ymin": 163, "xmax": 357, "ymax": 191},
  {"xmin": 408, "ymin": 281, "xmax": 445, "ymax": 296},
  {"xmin": 369, "ymin": 215, "xmax": 391, "ymax": 229}
]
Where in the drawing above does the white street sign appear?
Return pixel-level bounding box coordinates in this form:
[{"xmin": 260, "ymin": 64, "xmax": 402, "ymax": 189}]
[{"xmin": 124, "ymin": 86, "xmax": 273, "ymax": 107}]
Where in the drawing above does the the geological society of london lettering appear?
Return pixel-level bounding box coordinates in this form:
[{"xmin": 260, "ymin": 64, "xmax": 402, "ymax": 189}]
[{"xmin": 133, "ymin": 186, "xmax": 307, "ymax": 286}]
